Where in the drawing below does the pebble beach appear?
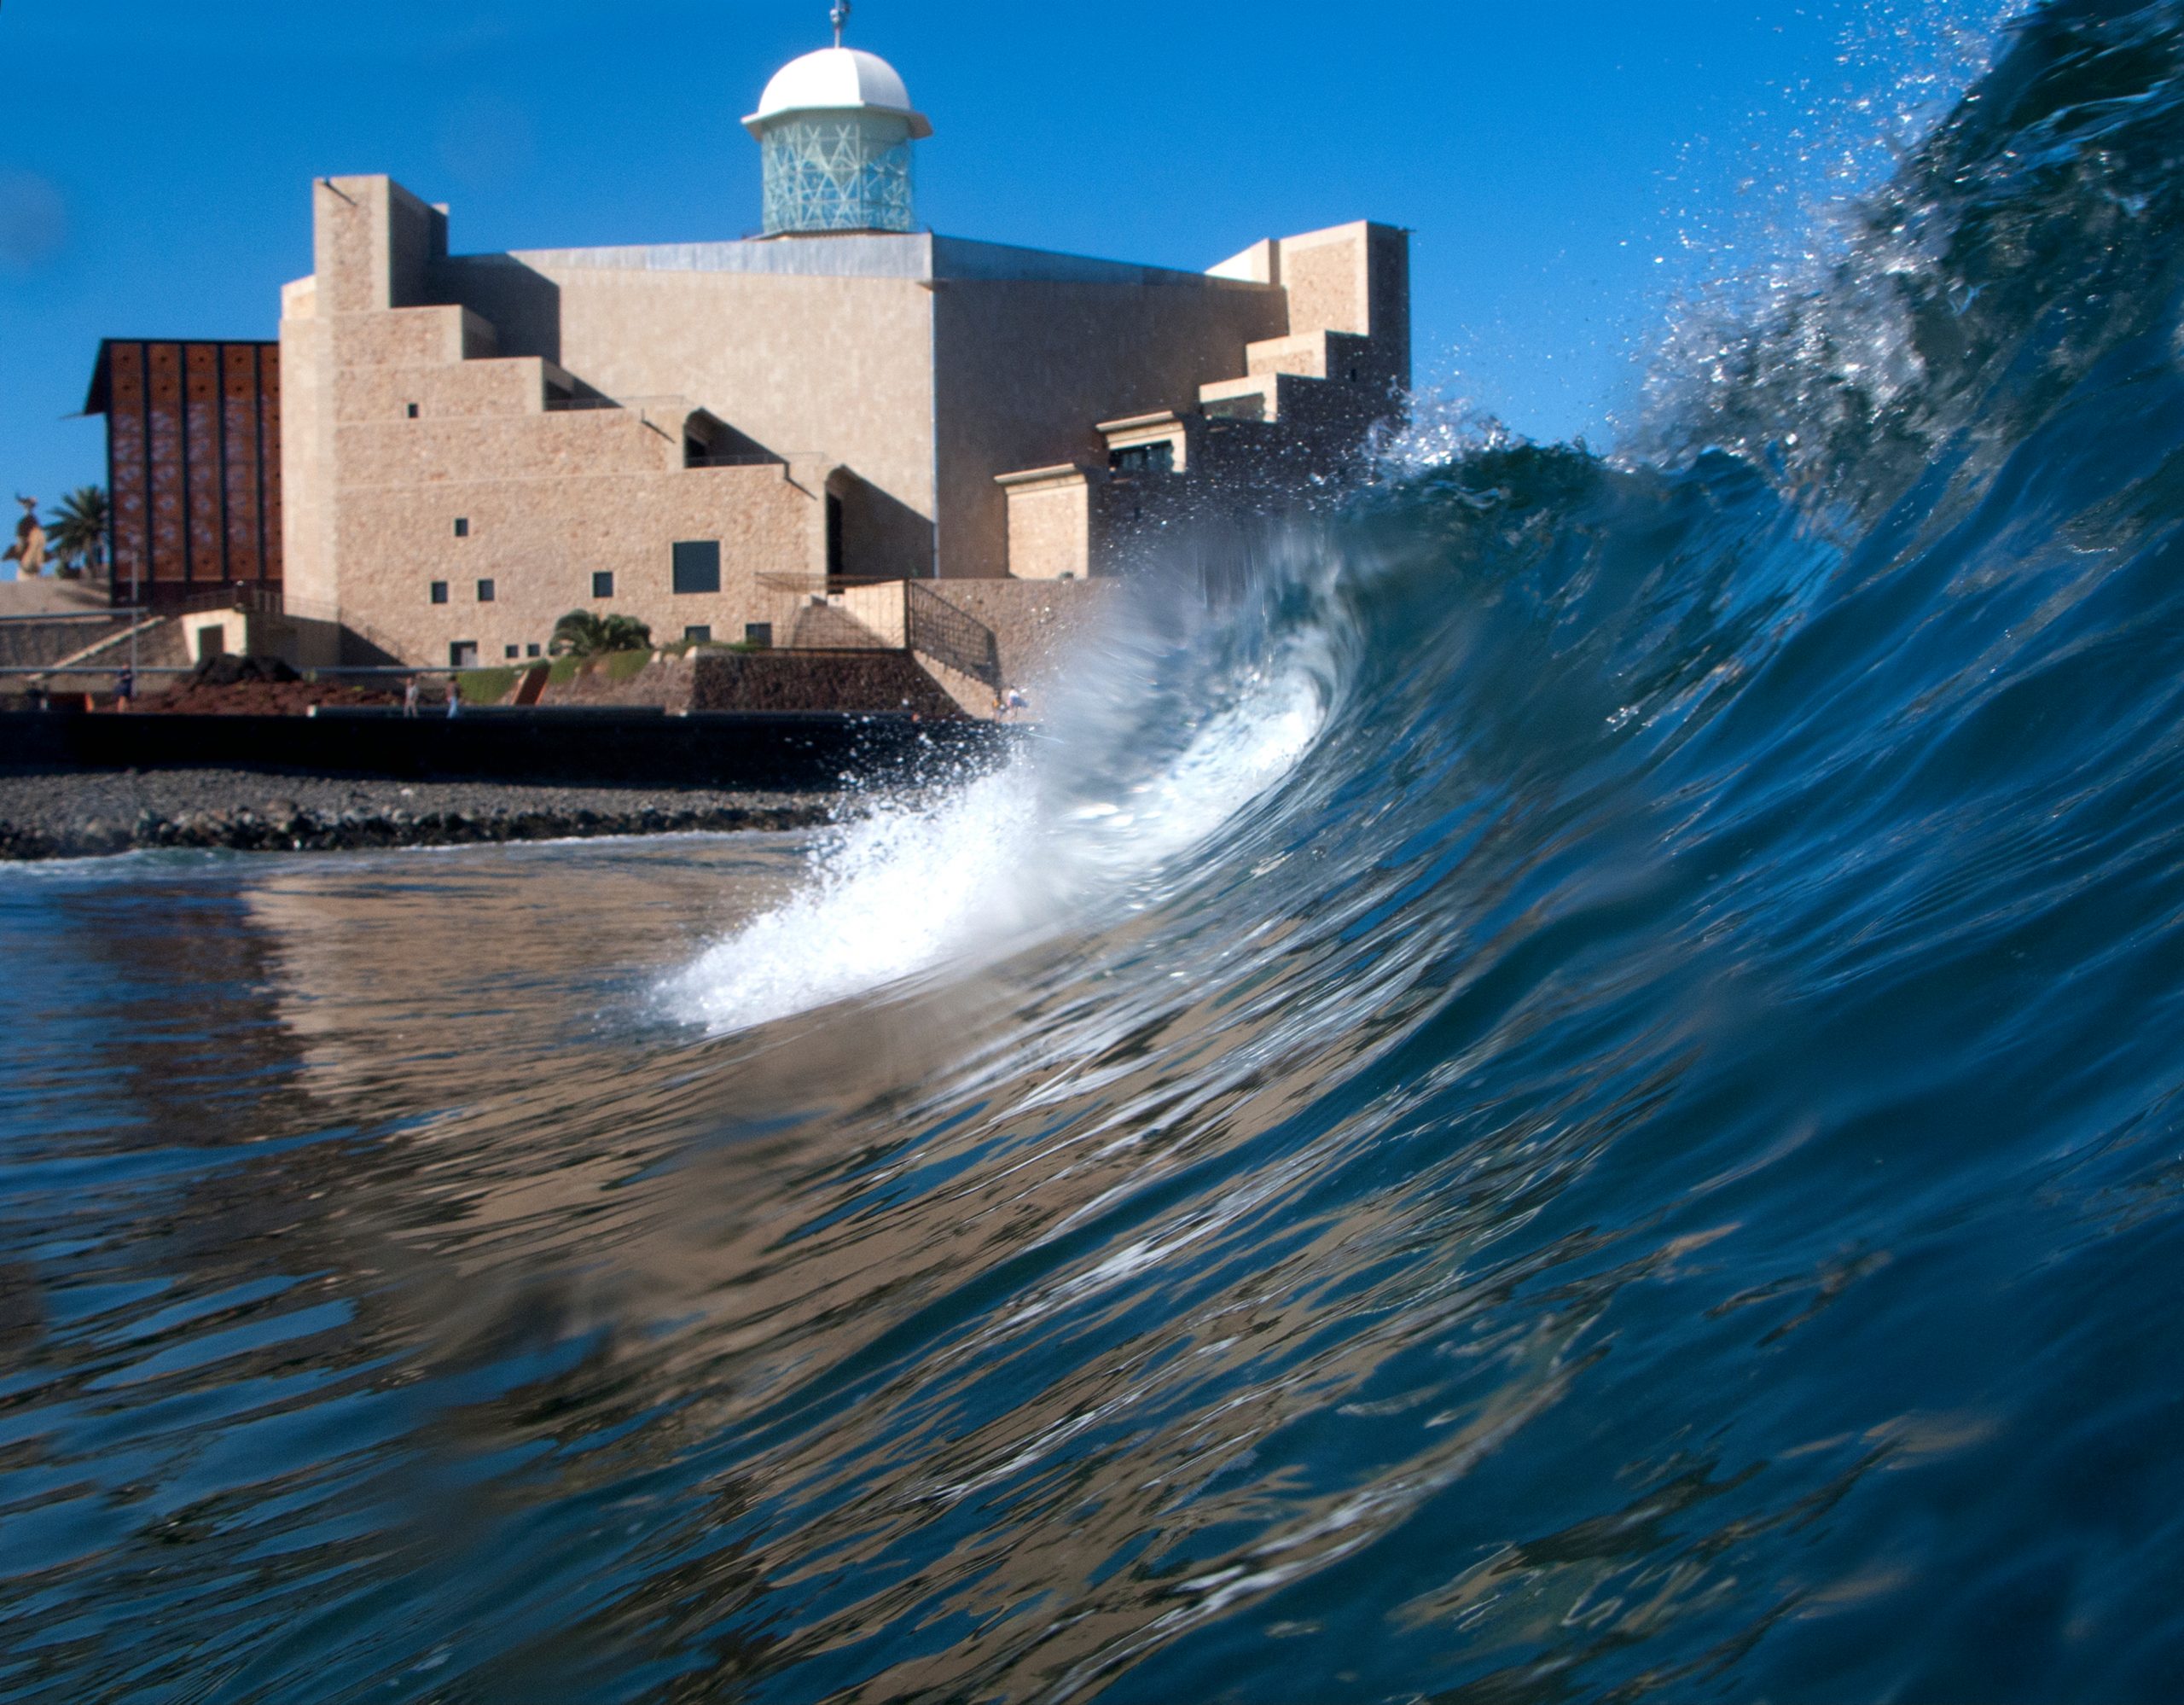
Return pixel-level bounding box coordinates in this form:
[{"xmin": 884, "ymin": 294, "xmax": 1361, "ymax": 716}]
[{"xmin": 0, "ymin": 768, "xmax": 839, "ymax": 859}]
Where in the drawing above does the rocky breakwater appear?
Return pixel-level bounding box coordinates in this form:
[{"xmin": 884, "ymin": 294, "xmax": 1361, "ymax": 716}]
[{"xmin": 0, "ymin": 770, "xmax": 838, "ymax": 862}]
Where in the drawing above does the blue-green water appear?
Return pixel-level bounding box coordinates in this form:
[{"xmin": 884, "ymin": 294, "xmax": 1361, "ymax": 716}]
[{"xmin": 10, "ymin": 3, "xmax": 2184, "ymax": 1697}]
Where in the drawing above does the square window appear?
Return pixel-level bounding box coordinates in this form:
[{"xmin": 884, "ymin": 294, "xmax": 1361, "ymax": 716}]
[
  {"xmin": 406, "ymin": 402, "xmax": 420, "ymax": 419},
  {"xmin": 504, "ymin": 644, "xmax": 520, "ymax": 660},
  {"xmin": 526, "ymin": 643, "xmax": 542, "ymax": 658},
  {"xmin": 1110, "ymin": 441, "xmax": 1176, "ymax": 476},
  {"xmin": 450, "ymin": 642, "xmax": 478, "ymax": 667},
  {"xmin": 453, "ymin": 517, "xmax": 470, "ymax": 538},
  {"xmin": 671, "ymin": 539, "xmax": 721, "ymax": 596},
  {"xmin": 429, "ymin": 580, "xmax": 449, "ymax": 605},
  {"xmin": 743, "ymin": 622, "xmax": 773, "ymax": 649},
  {"xmin": 476, "ymin": 579, "xmax": 495, "ymax": 603},
  {"xmin": 683, "ymin": 626, "xmax": 712, "ymax": 644},
  {"xmin": 592, "ymin": 570, "xmax": 615, "ymax": 599}
]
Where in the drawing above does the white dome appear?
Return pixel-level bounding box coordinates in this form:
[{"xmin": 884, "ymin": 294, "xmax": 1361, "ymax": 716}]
[{"xmin": 744, "ymin": 47, "xmax": 932, "ymax": 138}]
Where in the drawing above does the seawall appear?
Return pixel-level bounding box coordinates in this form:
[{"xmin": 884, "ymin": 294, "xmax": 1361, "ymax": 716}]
[{"xmin": 0, "ymin": 708, "xmax": 1009, "ymax": 790}]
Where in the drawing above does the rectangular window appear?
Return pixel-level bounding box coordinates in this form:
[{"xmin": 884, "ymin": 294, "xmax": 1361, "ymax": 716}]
[
  {"xmin": 429, "ymin": 580, "xmax": 449, "ymax": 605},
  {"xmin": 450, "ymin": 642, "xmax": 478, "ymax": 667},
  {"xmin": 453, "ymin": 517, "xmax": 470, "ymax": 538},
  {"xmin": 683, "ymin": 626, "xmax": 713, "ymax": 644},
  {"xmin": 406, "ymin": 402, "xmax": 420, "ymax": 419},
  {"xmin": 1110, "ymin": 441, "xmax": 1176, "ymax": 476},
  {"xmin": 592, "ymin": 570, "xmax": 615, "ymax": 599},
  {"xmin": 504, "ymin": 644, "xmax": 520, "ymax": 660},
  {"xmin": 671, "ymin": 539, "xmax": 721, "ymax": 596},
  {"xmin": 476, "ymin": 579, "xmax": 495, "ymax": 603},
  {"xmin": 1202, "ymin": 393, "xmax": 1264, "ymax": 422},
  {"xmin": 526, "ymin": 643, "xmax": 542, "ymax": 659},
  {"xmin": 743, "ymin": 622, "xmax": 773, "ymax": 649}
]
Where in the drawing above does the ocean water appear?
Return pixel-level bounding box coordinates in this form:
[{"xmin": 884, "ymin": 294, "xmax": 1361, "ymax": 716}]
[{"xmin": 10, "ymin": 3, "xmax": 2184, "ymax": 1698}]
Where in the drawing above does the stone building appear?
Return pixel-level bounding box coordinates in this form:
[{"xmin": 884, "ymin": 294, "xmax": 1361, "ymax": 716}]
[{"xmin": 258, "ymin": 24, "xmax": 1411, "ymax": 671}]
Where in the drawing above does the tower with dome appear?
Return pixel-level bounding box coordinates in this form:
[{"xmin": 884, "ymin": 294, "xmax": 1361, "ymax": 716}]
[
  {"xmin": 90, "ymin": 5, "xmax": 1414, "ymax": 690},
  {"xmin": 746, "ymin": 5, "xmax": 932, "ymax": 236}
]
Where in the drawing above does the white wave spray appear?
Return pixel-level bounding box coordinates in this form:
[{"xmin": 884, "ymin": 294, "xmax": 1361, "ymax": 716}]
[{"xmin": 664, "ymin": 602, "xmax": 1333, "ymax": 1034}]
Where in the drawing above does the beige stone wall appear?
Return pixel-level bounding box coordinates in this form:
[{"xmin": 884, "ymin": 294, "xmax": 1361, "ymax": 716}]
[
  {"xmin": 278, "ymin": 297, "xmax": 336, "ymax": 613},
  {"xmin": 1000, "ymin": 472, "xmax": 1092, "ymax": 581},
  {"xmin": 934, "ymin": 276, "xmax": 1275, "ymax": 577},
  {"xmin": 1274, "ymin": 222, "xmax": 1410, "ymax": 393},
  {"xmin": 282, "ymin": 177, "xmax": 942, "ymax": 662},
  {"xmin": 328, "ymin": 305, "xmax": 495, "ymax": 370},
  {"xmin": 921, "ymin": 579, "xmax": 1118, "ymax": 694},
  {"xmin": 312, "ymin": 177, "xmax": 441, "ymax": 316},
  {"xmin": 831, "ymin": 580, "xmax": 908, "ymax": 646},
  {"xmin": 334, "ymin": 460, "xmax": 810, "ymax": 666},
  {"xmin": 1278, "ymin": 228, "xmax": 1368, "ymax": 338},
  {"xmin": 934, "ymin": 277, "xmax": 1288, "ymax": 580},
  {"xmin": 282, "ymin": 175, "xmax": 1409, "ymax": 655},
  {"xmin": 335, "ymin": 355, "xmax": 548, "ymax": 424},
  {"xmin": 978, "ymin": 223, "xmax": 1410, "ymax": 580},
  {"xmin": 473, "ymin": 261, "xmax": 938, "ymax": 576}
]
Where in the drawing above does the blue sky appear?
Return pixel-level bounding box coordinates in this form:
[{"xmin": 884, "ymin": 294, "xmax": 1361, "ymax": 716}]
[{"xmin": 0, "ymin": 0, "xmax": 2012, "ymax": 527}]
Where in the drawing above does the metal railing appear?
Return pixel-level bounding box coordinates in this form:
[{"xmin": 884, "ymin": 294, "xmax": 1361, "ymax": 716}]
[
  {"xmin": 907, "ymin": 583, "xmax": 1000, "ymax": 690},
  {"xmin": 149, "ymin": 584, "xmax": 287, "ymax": 618}
]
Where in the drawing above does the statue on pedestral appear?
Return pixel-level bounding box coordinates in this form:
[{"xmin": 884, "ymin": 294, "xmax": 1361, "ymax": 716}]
[{"xmin": 3, "ymin": 498, "xmax": 46, "ymax": 578}]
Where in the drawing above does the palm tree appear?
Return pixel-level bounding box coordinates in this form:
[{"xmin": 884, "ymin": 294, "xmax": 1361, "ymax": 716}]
[
  {"xmin": 550, "ymin": 609, "xmax": 653, "ymax": 657},
  {"xmin": 44, "ymin": 487, "xmax": 109, "ymax": 580}
]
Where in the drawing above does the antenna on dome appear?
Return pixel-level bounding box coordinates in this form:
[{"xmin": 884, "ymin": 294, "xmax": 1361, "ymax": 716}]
[{"xmin": 831, "ymin": 1, "xmax": 851, "ymax": 47}]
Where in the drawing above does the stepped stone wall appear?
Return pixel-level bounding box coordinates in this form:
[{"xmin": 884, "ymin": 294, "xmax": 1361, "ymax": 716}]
[{"xmin": 693, "ymin": 650, "xmax": 960, "ymax": 717}]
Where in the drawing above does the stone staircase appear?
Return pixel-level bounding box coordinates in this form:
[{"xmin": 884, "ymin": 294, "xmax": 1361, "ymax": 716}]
[
  {"xmin": 775, "ymin": 583, "xmax": 1008, "ymax": 719},
  {"xmin": 0, "ymin": 614, "xmax": 142, "ymax": 669},
  {"xmin": 788, "ymin": 601, "xmax": 892, "ymax": 649},
  {"xmin": 40, "ymin": 614, "xmax": 188, "ymax": 675}
]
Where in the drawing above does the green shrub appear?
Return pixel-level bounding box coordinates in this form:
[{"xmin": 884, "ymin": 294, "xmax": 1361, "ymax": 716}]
[
  {"xmin": 457, "ymin": 667, "xmax": 517, "ymax": 705},
  {"xmin": 551, "ymin": 610, "xmax": 653, "ymax": 659}
]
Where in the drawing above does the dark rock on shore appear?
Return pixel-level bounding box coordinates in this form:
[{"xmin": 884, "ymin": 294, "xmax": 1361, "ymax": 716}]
[{"xmin": 0, "ymin": 770, "xmax": 841, "ymax": 861}]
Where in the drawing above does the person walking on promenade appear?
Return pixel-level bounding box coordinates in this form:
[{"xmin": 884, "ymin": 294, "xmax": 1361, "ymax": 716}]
[
  {"xmin": 404, "ymin": 677, "xmax": 421, "ymax": 718},
  {"xmin": 114, "ymin": 666, "xmax": 134, "ymax": 712},
  {"xmin": 445, "ymin": 676, "xmax": 462, "ymax": 719}
]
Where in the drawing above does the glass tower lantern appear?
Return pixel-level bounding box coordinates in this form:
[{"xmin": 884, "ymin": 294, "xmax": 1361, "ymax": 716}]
[
  {"xmin": 745, "ymin": 47, "xmax": 932, "ymax": 237},
  {"xmin": 761, "ymin": 111, "xmax": 915, "ymax": 234}
]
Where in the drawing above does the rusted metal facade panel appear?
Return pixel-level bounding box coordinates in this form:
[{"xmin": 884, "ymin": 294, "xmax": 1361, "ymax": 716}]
[
  {"xmin": 220, "ymin": 346, "xmax": 263, "ymax": 584},
  {"xmin": 147, "ymin": 344, "xmax": 186, "ymax": 586},
  {"xmin": 90, "ymin": 339, "xmax": 282, "ymax": 607},
  {"xmin": 106, "ymin": 345, "xmax": 149, "ymax": 594},
  {"xmin": 258, "ymin": 350, "xmax": 282, "ymax": 582}
]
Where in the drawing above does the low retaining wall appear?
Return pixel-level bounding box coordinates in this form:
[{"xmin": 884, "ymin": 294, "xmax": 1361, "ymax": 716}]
[
  {"xmin": 693, "ymin": 651, "xmax": 961, "ymax": 716},
  {"xmin": 0, "ymin": 709, "xmax": 1007, "ymax": 790}
]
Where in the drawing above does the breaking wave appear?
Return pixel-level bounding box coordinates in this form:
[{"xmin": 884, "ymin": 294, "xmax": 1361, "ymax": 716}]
[{"xmin": 14, "ymin": 3, "xmax": 2184, "ymax": 1700}]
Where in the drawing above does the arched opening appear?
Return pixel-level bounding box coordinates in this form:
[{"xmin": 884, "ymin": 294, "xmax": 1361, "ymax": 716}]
[{"xmin": 822, "ymin": 467, "xmax": 932, "ymax": 589}]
